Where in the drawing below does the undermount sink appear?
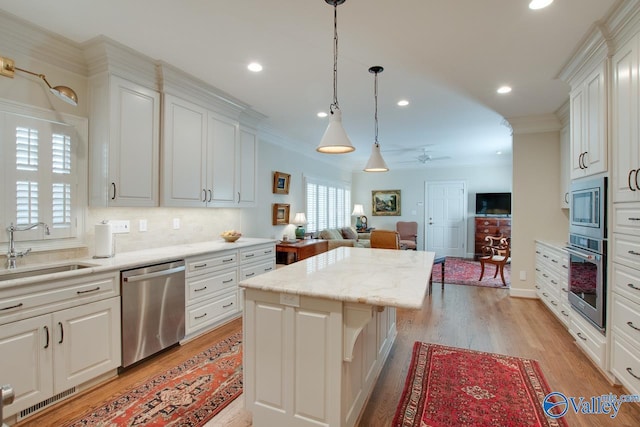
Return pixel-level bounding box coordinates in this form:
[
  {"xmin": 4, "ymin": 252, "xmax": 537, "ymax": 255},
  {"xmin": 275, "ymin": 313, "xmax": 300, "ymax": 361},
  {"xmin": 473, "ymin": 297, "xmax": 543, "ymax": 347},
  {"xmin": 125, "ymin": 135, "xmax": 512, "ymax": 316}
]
[{"xmin": 0, "ymin": 263, "xmax": 97, "ymax": 282}]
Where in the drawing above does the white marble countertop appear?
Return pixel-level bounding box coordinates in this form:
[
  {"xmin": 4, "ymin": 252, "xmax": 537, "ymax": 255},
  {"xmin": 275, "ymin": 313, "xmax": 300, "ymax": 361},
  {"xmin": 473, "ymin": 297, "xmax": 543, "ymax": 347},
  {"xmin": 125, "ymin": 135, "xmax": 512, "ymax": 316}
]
[
  {"xmin": 240, "ymin": 246, "xmax": 435, "ymax": 310},
  {"xmin": 0, "ymin": 237, "xmax": 275, "ymax": 289}
]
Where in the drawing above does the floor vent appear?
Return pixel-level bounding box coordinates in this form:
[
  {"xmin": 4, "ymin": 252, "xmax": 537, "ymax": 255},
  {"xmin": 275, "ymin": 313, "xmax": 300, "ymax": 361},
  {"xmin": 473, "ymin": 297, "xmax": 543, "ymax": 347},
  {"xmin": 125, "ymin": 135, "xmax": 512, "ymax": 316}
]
[{"xmin": 18, "ymin": 387, "xmax": 77, "ymax": 420}]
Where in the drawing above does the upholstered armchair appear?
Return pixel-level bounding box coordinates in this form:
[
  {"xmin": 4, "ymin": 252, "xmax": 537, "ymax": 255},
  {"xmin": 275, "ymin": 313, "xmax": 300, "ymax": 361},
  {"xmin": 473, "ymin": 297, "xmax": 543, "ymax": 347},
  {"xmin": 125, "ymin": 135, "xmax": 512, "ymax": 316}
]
[
  {"xmin": 370, "ymin": 230, "xmax": 401, "ymax": 249},
  {"xmin": 396, "ymin": 221, "xmax": 418, "ymax": 250}
]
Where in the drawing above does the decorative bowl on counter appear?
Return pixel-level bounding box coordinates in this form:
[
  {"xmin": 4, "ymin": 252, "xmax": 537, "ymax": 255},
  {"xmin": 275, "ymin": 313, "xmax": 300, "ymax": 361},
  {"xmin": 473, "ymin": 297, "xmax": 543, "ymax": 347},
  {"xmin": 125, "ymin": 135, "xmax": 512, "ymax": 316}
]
[{"xmin": 221, "ymin": 232, "xmax": 241, "ymax": 242}]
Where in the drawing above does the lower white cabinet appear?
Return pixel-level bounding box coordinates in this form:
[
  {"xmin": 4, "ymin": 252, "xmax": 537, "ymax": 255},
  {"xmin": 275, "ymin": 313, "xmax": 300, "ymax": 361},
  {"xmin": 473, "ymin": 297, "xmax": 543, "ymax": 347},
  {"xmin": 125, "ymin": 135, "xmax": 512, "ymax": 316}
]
[
  {"xmin": 569, "ymin": 309, "xmax": 607, "ymax": 368},
  {"xmin": 535, "ymin": 241, "xmax": 570, "ymax": 327},
  {"xmin": 184, "ymin": 242, "xmax": 275, "ymax": 339},
  {"xmin": 0, "ymin": 296, "xmax": 120, "ymax": 418}
]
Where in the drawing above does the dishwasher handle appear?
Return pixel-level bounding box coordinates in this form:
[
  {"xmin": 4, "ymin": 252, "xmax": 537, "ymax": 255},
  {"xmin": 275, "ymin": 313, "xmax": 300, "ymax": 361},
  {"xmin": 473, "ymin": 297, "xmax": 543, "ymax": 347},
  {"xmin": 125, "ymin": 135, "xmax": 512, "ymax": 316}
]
[{"xmin": 123, "ymin": 265, "xmax": 185, "ymax": 283}]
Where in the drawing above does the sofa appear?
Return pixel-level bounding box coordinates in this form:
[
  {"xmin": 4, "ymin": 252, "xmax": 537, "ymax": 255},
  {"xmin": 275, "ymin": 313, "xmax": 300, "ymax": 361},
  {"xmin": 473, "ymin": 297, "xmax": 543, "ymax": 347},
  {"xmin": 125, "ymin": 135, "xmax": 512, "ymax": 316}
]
[{"xmin": 318, "ymin": 227, "xmax": 371, "ymax": 250}]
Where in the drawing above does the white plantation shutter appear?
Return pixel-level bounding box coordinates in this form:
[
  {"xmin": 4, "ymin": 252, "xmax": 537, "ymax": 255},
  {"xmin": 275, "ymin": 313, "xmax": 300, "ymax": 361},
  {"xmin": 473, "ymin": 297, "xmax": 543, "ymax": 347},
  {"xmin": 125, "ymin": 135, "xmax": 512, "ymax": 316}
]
[
  {"xmin": 16, "ymin": 127, "xmax": 38, "ymax": 171},
  {"xmin": 3, "ymin": 114, "xmax": 78, "ymax": 240},
  {"xmin": 16, "ymin": 181, "xmax": 38, "ymax": 225},
  {"xmin": 304, "ymin": 176, "xmax": 351, "ymax": 233}
]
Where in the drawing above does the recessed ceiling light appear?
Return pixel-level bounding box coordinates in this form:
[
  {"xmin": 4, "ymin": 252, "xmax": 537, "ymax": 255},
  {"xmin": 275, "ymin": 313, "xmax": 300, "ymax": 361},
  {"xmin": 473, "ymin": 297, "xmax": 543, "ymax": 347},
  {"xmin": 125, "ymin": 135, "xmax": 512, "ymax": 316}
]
[
  {"xmin": 529, "ymin": 0, "xmax": 553, "ymax": 10},
  {"xmin": 317, "ymin": 112, "xmax": 328, "ymax": 118},
  {"xmin": 247, "ymin": 62, "xmax": 263, "ymax": 72},
  {"xmin": 397, "ymin": 100, "xmax": 409, "ymax": 107},
  {"xmin": 497, "ymin": 86, "xmax": 512, "ymax": 94}
]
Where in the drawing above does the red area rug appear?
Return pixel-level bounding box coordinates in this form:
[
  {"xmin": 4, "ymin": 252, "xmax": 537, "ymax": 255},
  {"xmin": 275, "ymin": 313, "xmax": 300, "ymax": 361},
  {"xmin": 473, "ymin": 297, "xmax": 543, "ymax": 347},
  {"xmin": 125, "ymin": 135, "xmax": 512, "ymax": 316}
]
[
  {"xmin": 63, "ymin": 331, "xmax": 242, "ymax": 427},
  {"xmin": 393, "ymin": 342, "xmax": 567, "ymax": 427},
  {"xmin": 431, "ymin": 257, "xmax": 510, "ymax": 288}
]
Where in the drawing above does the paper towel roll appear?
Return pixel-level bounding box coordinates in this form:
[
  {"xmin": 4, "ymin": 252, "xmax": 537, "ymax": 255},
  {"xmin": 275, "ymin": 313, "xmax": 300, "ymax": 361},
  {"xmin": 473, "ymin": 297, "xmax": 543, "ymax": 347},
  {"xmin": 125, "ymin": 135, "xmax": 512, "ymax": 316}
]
[{"xmin": 94, "ymin": 223, "xmax": 114, "ymax": 258}]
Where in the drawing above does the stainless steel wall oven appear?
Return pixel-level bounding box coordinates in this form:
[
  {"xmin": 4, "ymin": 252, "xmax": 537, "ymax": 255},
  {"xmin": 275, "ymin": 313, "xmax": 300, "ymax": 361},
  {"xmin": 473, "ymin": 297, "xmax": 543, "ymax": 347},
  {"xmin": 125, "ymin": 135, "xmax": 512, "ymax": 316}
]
[{"xmin": 567, "ymin": 176, "xmax": 607, "ymax": 333}]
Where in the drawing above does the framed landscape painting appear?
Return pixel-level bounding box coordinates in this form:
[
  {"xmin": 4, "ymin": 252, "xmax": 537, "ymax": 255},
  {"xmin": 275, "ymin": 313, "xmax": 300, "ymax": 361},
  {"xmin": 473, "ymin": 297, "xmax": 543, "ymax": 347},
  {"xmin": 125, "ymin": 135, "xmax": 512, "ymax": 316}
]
[{"xmin": 372, "ymin": 190, "xmax": 401, "ymax": 216}]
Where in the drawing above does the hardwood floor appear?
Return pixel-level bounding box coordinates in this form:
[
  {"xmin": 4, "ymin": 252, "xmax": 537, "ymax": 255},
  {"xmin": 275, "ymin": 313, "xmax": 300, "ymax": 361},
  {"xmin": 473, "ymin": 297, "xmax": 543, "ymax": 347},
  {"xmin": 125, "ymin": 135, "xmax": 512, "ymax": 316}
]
[{"xmin": 14, "ymin": 284, "xmax": 640, "ymax": 427}]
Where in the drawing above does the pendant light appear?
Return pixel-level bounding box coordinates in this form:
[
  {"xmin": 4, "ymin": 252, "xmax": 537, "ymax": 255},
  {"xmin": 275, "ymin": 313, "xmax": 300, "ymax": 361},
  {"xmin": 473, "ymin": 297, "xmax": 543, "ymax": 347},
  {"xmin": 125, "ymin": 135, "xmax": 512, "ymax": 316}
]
[
  {"xmin": 364, "ymin": 66, "xmax": 389, "ymax": 172},
  {"xmin": 317, "ymin": 0, "xmax": 355, "ymax": 154}
]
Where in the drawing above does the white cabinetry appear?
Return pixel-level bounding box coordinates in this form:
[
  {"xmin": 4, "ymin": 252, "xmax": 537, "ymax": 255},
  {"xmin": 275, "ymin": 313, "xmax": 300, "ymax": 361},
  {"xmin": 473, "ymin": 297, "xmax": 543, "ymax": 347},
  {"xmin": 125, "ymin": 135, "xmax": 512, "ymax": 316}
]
[
  {"xmin": 85, "ymin": 39, "xmax": 160, "ymax": 207},
  {"xmin": 569, "ymin": 60, "xmax": 608, "ymax": 179},
  {"xmin": 184, "ymin": 242, "xmax": 275, "ymax": 339},
  {"xmin": 161, "ymin": 94, "xmax": 208, "ymax": 207},
  {"xmin": 0, "ymin": 272, "xmax": 121, "ymax": 418},
  {"xmin": 535, "ymin": 242, "xmax": 571, "ymax": 327},
  {"xmin": 159, "ymin": 64, "xmax": 259, "ymax": 208},
  {"xmin": 185, "ymin": 250, "xmax": 239, "ymax": 336},
  {"xmin": 560, "ymin": 122, "xmax": 571, "ymax": 208},
  {"xmin": 612, "ymin": 33, "xmax": 640, "ymax": 203}
]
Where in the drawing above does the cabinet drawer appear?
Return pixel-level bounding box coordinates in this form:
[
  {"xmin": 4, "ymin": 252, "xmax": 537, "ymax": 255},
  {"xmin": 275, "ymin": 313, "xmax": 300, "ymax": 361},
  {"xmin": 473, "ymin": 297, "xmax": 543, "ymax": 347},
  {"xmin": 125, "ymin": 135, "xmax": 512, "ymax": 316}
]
[
  {"xmin": 611, "ymin": 334, "xmax": 640, "ymax": 396},
  {"xmin": 569, "ymin": 311, "xmax": 606, "ymax": 368},
  {"xmin": 240, "ymin": 244, "xmax": 276, "ymax": 263},
  {"xmin": 186, "ymin": 292, "xmax": 238, "ymax": 334},
  {"xmin": 612, "ymin": 293, "xmax": 640, "ymax": 347},
  {"xmin": 240, "ymin": 260, "xmax": 275, "ymax": 280},
  {"xmin": 186, "ymin": 269, "xmax": 237, "ymax": 304},
  {"xmin": 612, "ymin": 262, "xmax": 640, "ymax": 306},
  {"xmin": 186, "ymin": 251, "xmax": 237, "ymax": 277},
  {"xmin": 0, "ymin": 272, "xmax": 119, "ymax": 326},
  {"xmin": 614, "ymin": 203, "xmax": 640, "ymax": 236},
  {"xmin": 612, "ymin": 234, "xmax": 640, "ymax": 270}
]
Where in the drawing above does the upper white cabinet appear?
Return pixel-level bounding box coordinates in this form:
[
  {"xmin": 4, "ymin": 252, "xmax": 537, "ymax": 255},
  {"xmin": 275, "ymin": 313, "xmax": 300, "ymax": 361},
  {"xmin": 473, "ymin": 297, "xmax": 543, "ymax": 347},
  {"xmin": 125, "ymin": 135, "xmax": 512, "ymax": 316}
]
[
  {"xmin": 85, "ymin": 38, "xmax": 161, "ymax": 207},
  {"xmin": 161, "ymin": 94, "xmax": 208, "ymax": 207},
  {"xmin": 159, "ymin": 63, "xmax": 260, "ymax": 208},
  {"xmin": 569, "ymin": 60, "xmax": 608, "ymax": 180},
  {"xmin": 612, "ymin": 33, "xmax": 640, "ymax": 203}
]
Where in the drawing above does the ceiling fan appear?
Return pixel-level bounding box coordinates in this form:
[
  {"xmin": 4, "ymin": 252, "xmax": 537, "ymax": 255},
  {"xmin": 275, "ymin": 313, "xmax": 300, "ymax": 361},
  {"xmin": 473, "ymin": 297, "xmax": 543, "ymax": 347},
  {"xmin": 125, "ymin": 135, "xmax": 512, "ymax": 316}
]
[{"xmin": 398, "ymin": 149, "xmax": 450, "ymax": 165}]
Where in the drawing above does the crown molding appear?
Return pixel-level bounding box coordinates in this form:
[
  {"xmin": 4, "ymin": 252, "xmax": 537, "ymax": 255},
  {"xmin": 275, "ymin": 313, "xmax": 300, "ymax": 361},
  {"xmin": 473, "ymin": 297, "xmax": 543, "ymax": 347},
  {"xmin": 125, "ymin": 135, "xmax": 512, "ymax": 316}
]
[
  {"xmin": 507, "ymin": 114, "xmax": 562, "ymax": 135},
  {"xmin": 555, "ymin": 100, "xmax": 570, "ymax": 128}
]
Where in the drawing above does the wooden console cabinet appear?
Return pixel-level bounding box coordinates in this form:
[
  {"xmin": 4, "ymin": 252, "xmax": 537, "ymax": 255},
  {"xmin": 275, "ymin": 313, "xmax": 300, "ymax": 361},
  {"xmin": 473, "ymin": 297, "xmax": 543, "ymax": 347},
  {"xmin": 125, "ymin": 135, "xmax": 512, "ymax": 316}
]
[
  {"xmin": 474, "ymin": 216, "xmax": 511, "ymax": 259},
  {"xmin": 276, "ymin": 239, "xmax": 328, "ymax": 265}
]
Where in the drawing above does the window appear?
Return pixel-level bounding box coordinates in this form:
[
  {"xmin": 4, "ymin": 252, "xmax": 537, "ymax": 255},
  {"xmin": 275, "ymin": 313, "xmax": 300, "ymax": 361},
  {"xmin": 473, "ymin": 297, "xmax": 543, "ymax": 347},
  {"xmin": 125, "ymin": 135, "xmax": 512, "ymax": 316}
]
[
  {"xmin": 1, "ymin": 101, "xmax": 87, "ymax": 246},
  {"xmin": 305, "ymin": 176, "xmax": 351, "ymax": 233}
]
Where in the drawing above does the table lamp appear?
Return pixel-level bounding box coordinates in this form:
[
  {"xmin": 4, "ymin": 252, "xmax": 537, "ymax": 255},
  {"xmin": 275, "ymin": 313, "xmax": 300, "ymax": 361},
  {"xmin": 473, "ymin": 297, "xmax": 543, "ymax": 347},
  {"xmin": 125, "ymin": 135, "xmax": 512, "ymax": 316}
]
[
  {"xmin": 293, "ymin": 212, "xmax": 307, "ymax": 239},
  {"xmin": 352, "ymin": 204, "xmax": 365, "ymax": 230}
]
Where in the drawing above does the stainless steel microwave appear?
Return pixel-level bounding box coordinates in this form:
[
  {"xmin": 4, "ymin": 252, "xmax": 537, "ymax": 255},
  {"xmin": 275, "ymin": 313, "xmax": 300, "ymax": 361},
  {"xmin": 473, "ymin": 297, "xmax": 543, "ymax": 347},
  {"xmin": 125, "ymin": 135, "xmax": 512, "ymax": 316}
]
[{"xmin": 569, "ymin": 176, "xmax": 607, "ymax": 240}]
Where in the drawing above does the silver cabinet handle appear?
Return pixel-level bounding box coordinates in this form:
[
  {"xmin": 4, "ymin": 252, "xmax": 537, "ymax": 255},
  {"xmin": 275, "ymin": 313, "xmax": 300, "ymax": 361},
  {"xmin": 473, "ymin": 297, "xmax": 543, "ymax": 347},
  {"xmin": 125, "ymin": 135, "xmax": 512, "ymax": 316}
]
[
  {"xmin": 628, "ymin": 250, "xmax": 640, "ymax": 257},
  {"xmin": 58, "ymin": 322, "xmax": 64, "ymax": 344},
  {"xmin": 44, "ymin": 326, "xmax": 49, "ymax": 349},
  {"xmin": 195, "ymin": 313, "xmax": 207, "ymax": 319},
  {"xmin": 222, "ymin": 278, "xmax": 234, "ymax": 284},
  {"xmin": 627, "ymin": 321, "xmax": 640, "ymax": 331},
  {"xmin": 111, "ymin": 182, "xmax": 117, "ymax": 200},
  {"xmin": 627, "ymin": 367, "xmax": 640, "ymax": 380},
  {"xmin": 628, "ymin": 283, "xmax": 640, "ymax": 291},
  {"xmin": 194, "ymin": 263, "xmax": 208, "ymax": 269},
  {"xmin": 202, "ymin": 189, "xmax": 207, "ymax": 202},
  {"xmin": 77, "ymin": 287, "xmax": 100, "ymax": 295},
  {"xmin": 576, "ymin": 332, "xmax": 587, "ymax": 341},
  {"xmin": 208, "ymin": 189, "xmax": 212, "ymax": 203},
  {"xmin": 194, "ymin": 286, "xmax": 207, "ymax": 292},
  {"xmin": 222, "ymin": 302, "xmax": 234, "ymax": 308}
]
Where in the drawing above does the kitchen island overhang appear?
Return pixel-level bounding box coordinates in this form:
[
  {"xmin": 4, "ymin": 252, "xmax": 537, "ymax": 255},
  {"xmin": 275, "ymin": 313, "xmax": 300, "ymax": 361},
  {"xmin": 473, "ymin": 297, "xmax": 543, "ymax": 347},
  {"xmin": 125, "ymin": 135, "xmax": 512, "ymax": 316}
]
[{"xmin": 240, "ymin": 247, "xmax": 435, "ymax": 427}]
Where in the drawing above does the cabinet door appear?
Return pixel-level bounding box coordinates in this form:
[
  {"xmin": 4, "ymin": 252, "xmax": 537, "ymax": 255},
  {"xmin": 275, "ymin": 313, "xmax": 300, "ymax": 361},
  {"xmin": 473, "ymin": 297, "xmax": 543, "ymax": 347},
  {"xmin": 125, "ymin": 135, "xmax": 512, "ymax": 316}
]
[
  {"xmin": 238, "ymin": 128, "xmax": 257, "ymax": 206},
  {"xmin": 208, "ymin": 112, "xmax": 239, "ymax": 206},
  {"xmin": 583, "ymin": 63, "xmax": 607, "ymax": 176},
  {"xmin": 570, "ymin": 87, "xmax": 585, "ymax": 179},
  {"xmin": 612, "ymin": 35, "xmax": 640, "ymax": 203},
  {"xmin": 162, "ymin": 95, "xmax": 208, "ymax": 207},
  {"xmin": 0, "ymin": 314, "xmax": 52, "ymax": 417},
  {"xmin": 108, "ymin": 76, "xmax": 160, "ymax": 207},
  {"xmin": 52, "ymin": 297, "xmax": 121, "ymax": 392}
]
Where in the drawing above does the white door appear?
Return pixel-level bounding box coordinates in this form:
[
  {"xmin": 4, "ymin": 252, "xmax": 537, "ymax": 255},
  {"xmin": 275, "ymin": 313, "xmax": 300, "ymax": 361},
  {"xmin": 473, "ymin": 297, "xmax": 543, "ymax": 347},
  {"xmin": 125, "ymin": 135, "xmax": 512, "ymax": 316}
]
[{"xmin": 425, "ymin": 181, "xmax": 466, "ymax": 257}]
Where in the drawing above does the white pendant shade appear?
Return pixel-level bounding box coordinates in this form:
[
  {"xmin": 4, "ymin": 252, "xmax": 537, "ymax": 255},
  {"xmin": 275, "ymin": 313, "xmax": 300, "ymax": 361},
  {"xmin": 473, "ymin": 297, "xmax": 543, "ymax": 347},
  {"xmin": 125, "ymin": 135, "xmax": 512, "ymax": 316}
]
[
  {"xmin": 363, "ymin": 143, "xmax": 389, "ymax": 172},
  {"xmin": 317, "ymin": 108, "xmax": 355, "ymax": 154}
]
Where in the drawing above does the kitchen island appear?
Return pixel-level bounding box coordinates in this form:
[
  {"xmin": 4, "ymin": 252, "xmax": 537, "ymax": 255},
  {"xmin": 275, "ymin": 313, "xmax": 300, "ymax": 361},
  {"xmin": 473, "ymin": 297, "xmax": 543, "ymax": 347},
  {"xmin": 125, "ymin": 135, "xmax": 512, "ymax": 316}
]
[{"xmin": 240, "ymin": 246, "xmax": 434, "ymax": 427}]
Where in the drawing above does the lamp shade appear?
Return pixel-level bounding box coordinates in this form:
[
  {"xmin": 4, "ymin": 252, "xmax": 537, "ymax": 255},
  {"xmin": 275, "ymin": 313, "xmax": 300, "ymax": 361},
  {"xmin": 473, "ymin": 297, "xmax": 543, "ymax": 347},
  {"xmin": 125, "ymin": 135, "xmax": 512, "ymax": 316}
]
[
  {"xmin": 351, "ymin": 204, "xmax": 364, "ymax": 216},
  {"xmin": 316, "ymin": 109, "xmax": 355, "ymax": 154},
  {"xmin": 293, "ymin": 212, "xmax": 307, "ymax": 225},
  {"xmin": 363, "ymin": 143, "xmax": 389, "ymax": 172}
]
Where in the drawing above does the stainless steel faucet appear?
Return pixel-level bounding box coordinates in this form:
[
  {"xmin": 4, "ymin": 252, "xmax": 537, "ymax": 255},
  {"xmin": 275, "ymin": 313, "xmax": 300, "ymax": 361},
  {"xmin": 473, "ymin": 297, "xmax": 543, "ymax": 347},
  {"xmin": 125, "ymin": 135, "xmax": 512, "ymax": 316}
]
[{"xmin": 6, "ymin": 222, "xmax": 50, "ymax": 269}]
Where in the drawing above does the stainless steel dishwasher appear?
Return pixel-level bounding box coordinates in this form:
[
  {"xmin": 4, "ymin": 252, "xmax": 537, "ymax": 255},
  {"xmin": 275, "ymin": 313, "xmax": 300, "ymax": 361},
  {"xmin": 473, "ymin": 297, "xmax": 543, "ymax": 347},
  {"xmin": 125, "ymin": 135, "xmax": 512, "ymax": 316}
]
[{"xmin": 121, "ymin": 260, "xmax": 186, "ymax": 368}]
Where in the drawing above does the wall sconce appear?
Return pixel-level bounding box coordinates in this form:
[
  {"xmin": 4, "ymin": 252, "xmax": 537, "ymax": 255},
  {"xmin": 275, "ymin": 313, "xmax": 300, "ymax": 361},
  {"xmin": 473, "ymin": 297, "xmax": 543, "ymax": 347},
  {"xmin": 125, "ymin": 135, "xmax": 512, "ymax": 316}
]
[{"xmin": 0, "ymin": 55, "xmax": 78, "ymax": 106}]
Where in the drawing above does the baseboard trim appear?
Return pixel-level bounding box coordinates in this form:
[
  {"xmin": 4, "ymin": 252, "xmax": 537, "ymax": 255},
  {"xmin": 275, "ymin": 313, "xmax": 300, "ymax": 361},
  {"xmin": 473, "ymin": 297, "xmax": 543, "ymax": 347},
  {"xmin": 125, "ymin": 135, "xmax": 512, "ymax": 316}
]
[{"xmin": 509, "ymin": 287, "xmax": 538, "ymax": 299}]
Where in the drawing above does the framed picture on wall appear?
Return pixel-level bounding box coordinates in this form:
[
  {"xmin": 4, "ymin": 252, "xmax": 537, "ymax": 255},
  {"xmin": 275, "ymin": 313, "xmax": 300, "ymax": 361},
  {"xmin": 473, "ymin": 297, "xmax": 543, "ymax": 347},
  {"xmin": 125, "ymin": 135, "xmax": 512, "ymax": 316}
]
[
  {"xmin": 272, "ymin": 203, "xmax": 291, "ymax": 225},
  {"xmin": 372, "ymin": 189, "xmax": 401, "ymax": 216},
  {"xmin": 273, "ymin": 171, "xmax": 291, "ymax": 194}
]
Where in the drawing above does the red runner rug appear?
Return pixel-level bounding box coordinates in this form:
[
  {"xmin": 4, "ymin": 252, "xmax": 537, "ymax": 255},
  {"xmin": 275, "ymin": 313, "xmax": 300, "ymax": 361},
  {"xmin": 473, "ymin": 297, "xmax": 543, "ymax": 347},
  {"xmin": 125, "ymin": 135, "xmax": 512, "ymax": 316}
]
[
  {"xmin": 431, "ymin": 257, "xmax": 510, "ymax": 288},
  {"xmin": 63, "ymin": 331, "xmax": 242, "ymax": 427},
  {"xmin": 393, "ymin": 342, "xmax": 568, "ymax": 427}
]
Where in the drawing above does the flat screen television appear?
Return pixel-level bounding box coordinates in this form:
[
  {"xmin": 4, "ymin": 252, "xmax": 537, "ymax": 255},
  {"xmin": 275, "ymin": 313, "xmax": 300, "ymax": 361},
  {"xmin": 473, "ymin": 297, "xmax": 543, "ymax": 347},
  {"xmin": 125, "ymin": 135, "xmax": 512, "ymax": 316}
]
[{"xmin": 475, "ymin": 192, "xmax": 511, "ymax": 216}]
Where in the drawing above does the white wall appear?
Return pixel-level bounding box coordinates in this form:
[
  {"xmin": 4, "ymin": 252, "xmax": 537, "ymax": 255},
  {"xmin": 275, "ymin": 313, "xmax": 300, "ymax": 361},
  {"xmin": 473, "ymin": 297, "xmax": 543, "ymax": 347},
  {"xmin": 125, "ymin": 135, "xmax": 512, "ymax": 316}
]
[{"xmin": 352, "ymin": 163, "xmax": 513, "ymax": 253}]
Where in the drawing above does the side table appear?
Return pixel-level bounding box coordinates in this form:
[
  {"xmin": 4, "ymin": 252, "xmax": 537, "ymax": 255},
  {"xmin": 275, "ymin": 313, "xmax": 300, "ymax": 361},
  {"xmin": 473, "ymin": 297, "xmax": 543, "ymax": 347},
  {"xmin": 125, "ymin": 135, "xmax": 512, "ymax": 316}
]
[{"xmin": 276, "ymin": 239, "xmax": 329, "ymax": 265}]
